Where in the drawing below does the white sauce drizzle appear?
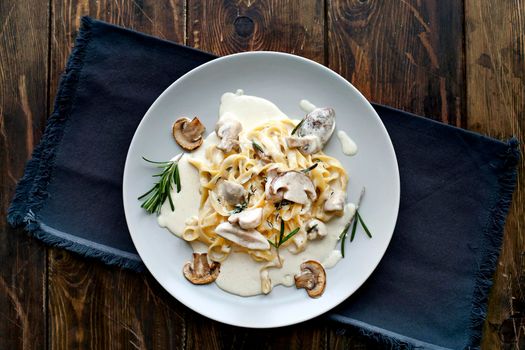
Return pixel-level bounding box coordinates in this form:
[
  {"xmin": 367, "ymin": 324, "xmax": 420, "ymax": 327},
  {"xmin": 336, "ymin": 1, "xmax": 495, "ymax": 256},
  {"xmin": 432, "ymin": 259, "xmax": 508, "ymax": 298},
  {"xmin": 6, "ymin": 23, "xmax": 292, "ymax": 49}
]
[
  {"xmin": 158, "ymin": 91, "xmax": 350, "ymax": 297},
  {"xmin": 299, "ymin": 99, "xmax": 317, "ymax": 113},
  {"xmin": 337, "ymin": 130, "xmax": 358, "ymax": 156}
]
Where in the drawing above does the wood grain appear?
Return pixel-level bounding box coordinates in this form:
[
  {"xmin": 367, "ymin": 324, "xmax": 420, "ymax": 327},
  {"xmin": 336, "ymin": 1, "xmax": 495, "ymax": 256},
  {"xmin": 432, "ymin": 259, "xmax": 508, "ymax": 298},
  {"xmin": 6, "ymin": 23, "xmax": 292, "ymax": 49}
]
[
  {"xmin": 465, "ymin": 0, "xmax": 525, "ymax": 348},
  {"xmin": 327, "ymin": 0, "xmax": 465, "ymax": 126},
  {"xmin": 0, "ymin": 0, "xmax": 49, "ymax": 349},
  {"xmin": 49, "ymin": 252, "xmax": 187, "ymax": 349},
  {"xmin": 187, "ymin": 0, "xmax": 325, "ymax": 63},
  {"xmin": 48, "ymin": 1, "xmax": 188, "ymax": 349}
]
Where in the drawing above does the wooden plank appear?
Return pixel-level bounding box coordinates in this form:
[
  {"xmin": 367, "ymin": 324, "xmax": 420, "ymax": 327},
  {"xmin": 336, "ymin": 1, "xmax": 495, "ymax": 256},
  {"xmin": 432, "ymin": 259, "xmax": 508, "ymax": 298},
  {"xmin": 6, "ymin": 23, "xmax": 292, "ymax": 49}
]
[
  {"xmin": 187, "ymin": 0, "xmax": 325, "ymax": 63},
  {"xmin": 185, "ymin": 1, "xmax": 328, "ymax": 348},
  {"xmin": 0, "ymin": 0, "xmax": 49, "ymax": 349},
  {"xmin": 327, "ymin": 0, "xmax": 465, "ymax": 346},
  {"xmin": 327, "ymin": 0, "xmax": 465, "ymax": 125},
  {"xmin": 49, "ymin": 253, "xmax": 188, "ymax": 349},
  {"xmin": 48, "ymin": 1, "xmax": 187, "ymax": 349},
  {"xmin": 465, "ymin": 1, "xmax": 525, "ymax": 348}
]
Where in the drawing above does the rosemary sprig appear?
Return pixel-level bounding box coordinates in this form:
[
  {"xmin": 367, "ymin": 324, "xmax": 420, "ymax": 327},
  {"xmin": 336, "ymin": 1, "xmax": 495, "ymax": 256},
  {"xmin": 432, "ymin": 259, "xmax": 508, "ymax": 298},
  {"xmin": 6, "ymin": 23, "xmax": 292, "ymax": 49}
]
[
  {"xmin": 268, "ymin": 218, "xmax": 300, "ymax": 249},
  {"xmin": 302, "ymin": 162, "xmax": 318, "ymax": 173},
  {"xmin": 138, "ymin": 155, "xmax": 183, "ymax": 215},
  {"xmin": 291, "ymin": 118, "xmax": 305, "ymax": 135},
  {"xmin": 306, "ymin": 224, "xmax": 318, "ymax": 234},
  {"xmin": 339, "ymin": 188, "xmax": 372, "ymax": 257},
  {"xmin": 252, "ymin": 140, "xmax": 264, "ymax": 153}
]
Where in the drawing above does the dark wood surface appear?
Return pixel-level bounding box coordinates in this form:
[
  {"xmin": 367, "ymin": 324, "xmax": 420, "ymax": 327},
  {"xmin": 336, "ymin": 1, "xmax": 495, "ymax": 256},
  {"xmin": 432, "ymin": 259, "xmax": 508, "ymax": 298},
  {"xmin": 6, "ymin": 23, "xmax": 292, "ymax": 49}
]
[{"xmin": 0, "ymin": 0, "xmax": 523, "ymax": 348}]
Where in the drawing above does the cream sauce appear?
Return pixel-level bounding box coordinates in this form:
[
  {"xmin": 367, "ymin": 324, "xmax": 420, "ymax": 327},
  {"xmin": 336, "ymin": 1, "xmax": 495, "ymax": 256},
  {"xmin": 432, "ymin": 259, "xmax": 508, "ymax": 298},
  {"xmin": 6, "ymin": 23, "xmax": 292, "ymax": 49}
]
[
  {"xmin": 299, "ymin": 99, "xmax": 317, "ymax": 113},
  {"xmin": 157, "ymin": 134, "xmax": 219, "ymax": 236},
  {"xmin": 219, "ymin": 90, "xmax": 286, "ymax": 132},
  {"xmin": 159, "ymin": 91, "xmax": 350, "ymax": 297},
  {"xmin": 337, "ymin": 130, "xmax": 358, "ymax": 156}
]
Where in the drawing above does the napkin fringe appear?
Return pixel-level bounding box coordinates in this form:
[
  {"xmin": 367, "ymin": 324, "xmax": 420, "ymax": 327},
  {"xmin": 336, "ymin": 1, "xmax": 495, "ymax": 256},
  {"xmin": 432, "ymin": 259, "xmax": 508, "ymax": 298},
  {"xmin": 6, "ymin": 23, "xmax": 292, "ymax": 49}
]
[
  {"xmin": 467, "ymin": 138, "xmax": 519, "ymax": 347},
  {"xmin": 6, "ymin": 17, "xmax": 140, "ymax": 268}
]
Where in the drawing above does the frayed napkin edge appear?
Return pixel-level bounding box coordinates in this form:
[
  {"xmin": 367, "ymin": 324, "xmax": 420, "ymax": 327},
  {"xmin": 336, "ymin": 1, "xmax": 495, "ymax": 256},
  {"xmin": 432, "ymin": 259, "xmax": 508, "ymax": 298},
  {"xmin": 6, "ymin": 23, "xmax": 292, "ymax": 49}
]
[
  {"xmin": 466, "ymin": 137, "xmax": 520, "ymax": 348},
  {"xmin": 6, "ymin": 17, "xmax": 145, "ymax": 272}
]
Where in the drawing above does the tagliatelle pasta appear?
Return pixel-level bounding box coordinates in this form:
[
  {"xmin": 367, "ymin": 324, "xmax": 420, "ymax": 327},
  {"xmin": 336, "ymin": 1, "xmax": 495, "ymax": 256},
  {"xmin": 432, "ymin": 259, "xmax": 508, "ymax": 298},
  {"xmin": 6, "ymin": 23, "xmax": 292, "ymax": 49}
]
[{"xmin": 183, "ymin": 118, "xmax": 348, "ymax": 264}]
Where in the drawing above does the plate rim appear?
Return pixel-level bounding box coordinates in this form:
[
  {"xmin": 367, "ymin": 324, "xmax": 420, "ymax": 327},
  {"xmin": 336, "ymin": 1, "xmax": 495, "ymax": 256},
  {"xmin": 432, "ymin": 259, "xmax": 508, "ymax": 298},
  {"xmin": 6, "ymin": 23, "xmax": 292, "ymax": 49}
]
[{"xmin": 122, "ymin": 51, "xmax": 400, "ymax": 328}]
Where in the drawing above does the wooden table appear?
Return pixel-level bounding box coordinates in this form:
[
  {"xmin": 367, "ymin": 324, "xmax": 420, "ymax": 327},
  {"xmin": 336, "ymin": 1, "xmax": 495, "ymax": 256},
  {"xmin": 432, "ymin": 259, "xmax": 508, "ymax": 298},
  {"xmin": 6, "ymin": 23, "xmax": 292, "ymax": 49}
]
[{"xmin": 0, "ymin": 1, "xmax": 523, "ymax": 348}]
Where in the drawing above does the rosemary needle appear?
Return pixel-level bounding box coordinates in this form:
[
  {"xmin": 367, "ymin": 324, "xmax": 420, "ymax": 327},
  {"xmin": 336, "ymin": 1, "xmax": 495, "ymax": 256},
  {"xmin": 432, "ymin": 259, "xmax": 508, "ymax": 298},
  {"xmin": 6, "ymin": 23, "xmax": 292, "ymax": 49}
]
[
  {"xmin": 291, "ymin": 119, "xmax": 305, "ymax": 135},
  {"xmin": 267, "ymin": 219, "xmax": 300, "ymax": 249},
  {"xmin": 340, "ymin": 187, "xmax": 372, "ymax": 257}
]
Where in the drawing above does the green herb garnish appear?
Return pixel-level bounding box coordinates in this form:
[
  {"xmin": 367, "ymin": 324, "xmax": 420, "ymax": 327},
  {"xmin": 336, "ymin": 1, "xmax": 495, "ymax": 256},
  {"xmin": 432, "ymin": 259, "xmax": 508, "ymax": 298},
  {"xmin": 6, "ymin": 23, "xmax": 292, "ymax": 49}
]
[
  {"xmin": 302, "ymin": 163, "xmax": 318, "ymax": 173},
  {"xmin": 306, "ymin": 224, "xmax": 318, "ymax": 234},
  {"xmin": 252, "ymin": 140, "xmax": 264, "ymax": 153},
  {"xmin": 339, "ymin": 188, "xmax": 372, "ymax": 257},
  {"xmin": 291, "ymin": 118, "xmax": 305, "ymax": 135},
  {"xmin": 138, "ymin": 155, "xmax": 183, "ymax": 214},
  {"xmin": 231, "ymin": 201, "xmax": 248, "ymax": 214},
  {"xmin": 268, "ymin": 218, "xmax": 300, "ymax": 249}
]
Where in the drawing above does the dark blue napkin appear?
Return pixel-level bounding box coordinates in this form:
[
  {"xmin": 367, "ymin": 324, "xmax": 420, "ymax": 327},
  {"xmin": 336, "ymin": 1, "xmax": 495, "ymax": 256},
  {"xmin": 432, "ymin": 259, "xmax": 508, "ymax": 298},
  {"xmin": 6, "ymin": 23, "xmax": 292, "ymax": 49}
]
[{"xmin": 7, "ymin": 18, "xmax": 519, "ymax": 349}]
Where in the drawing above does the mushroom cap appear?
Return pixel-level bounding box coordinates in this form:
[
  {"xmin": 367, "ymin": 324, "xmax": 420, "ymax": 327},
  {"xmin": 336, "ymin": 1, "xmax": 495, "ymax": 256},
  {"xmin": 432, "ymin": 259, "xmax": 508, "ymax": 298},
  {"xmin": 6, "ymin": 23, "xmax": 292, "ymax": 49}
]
[
  {"xmin": 297, "ymin": 107, "xmax": 336, "ymax": 145},
  {"xmin": 218, "ymin": 179, "xmax": 246, "ymax": 206},
  {"xmin": 215, "ymin": 118, "xmax": 242, "ymax": 152},
  {"xmin": 271, "ymin": 171, "xmax": 317, "ymax": 205},
  {"xmin": 294, "ymin": 260, "xmax": 326, "ymax": 298},
  {"xmin": 173, "ymin": 117, "xmax": 205, "ymax": 151},
  {"xmin": 183, "ymin": 253, "xmax": 220, "ymax": 285}
]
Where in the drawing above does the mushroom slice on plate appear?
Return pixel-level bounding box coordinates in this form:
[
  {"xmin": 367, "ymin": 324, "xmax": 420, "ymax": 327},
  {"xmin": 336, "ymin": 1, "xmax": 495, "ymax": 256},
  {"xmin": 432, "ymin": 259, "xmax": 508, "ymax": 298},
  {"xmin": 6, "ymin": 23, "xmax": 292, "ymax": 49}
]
[
  {"xmin": 296, "ymin": 107, "xmax": 336, "ymax": 145},
  {"xmin": 287, "ymin": 107, "xmax": 336, "ymax": 155},
  {"xmin": 305, "ymin": 219, "xmax": 327, "ymax": 240},
  {"xmin": 215, "ymin": 222, "xmax": 270, "ymax": 250},
  {"xmin": 215, "ymin": 118, "xmax": 242, "ymax": 152},
  {"xmin": 294, "ymin": 260, "xmax": 326, "ymax": 298},
  {"xmin": 218, "ymin": 179, "xmax": 246, "ymax": 206},
  {"xmin": 271, "ymin": 171, "xmax": 317, "ymax": 205},
  {"xmin": 183, "ymin": 253, "xmax": 220, "ymax": 285},
  {"xmin": 173, "ymin": 117, "xmax": 206, "ymax": 151},
  {"xmin": 324, "ymin": 189, "xmax": 346, "ymax": 213},
  {"xmin": 286, "ymin": 135, "xmax": 322, "ymax": 155},
  {"xmin": 228, "ymin": 207, "xmax": 263, "ymax": 229}
]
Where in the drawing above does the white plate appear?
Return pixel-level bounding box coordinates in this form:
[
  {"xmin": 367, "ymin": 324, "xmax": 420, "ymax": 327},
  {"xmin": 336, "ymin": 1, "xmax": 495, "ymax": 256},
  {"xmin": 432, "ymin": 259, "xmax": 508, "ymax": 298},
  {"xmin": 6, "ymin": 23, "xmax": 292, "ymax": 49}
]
[{"xmin": 123, "ymin": 52, "xmax": 400, "ymax": 328}]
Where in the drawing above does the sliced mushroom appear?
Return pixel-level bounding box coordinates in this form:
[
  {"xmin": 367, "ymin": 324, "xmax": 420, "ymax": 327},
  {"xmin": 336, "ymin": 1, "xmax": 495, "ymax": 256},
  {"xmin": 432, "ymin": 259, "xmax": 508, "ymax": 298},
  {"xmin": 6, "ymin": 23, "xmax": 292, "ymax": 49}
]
[
  {"xmin": 228, "ymin": 207, "xmax": 263, "ymax": 229},
  {"xmin": 305, "ymin": 219, "xmax": 327, "ymax": 240},
  {"xmin": 173, "ymin": 117, "xmax": 206, "ymax": 151},
  {"xmin": 215, "ymin": 118, "xmax": 242, "ymax": 152},
  {"xmin": 271, "ymin": 171, "xmax": 317, "ymax": 205},
  {"xmin": 324, "ymin": 189, "xmax": 346, "ymax": 213},
  {"xmin": 183, "ymin": 253, "xmax": 220, "ymax": 285},
  {"xmin": 218, "ymin": 180, "xmax": 246, "ymax": 206},
  {"xmin": 215, "ymin": 222, "xmax": 270, "ymax": 250},
  {"xmin": 296, "ymin": 107, "xmax": 336, "ymax": 145},
  {"xmin": 294, "ymin": 260, "xmax": 326, "ymax": 298},
  {"xmin": 264, "ymin": 167, "xmax": 283, "ymax": 202},
  {"xmin": 286, "ymin": 135, "xmax": 323, "ymax": 155}
]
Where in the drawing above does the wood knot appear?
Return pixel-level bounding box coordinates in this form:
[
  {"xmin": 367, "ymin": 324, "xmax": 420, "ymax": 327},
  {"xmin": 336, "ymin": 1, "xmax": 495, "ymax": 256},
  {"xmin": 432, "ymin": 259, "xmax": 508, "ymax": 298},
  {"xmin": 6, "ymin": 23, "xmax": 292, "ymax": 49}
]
[{"xmin": 234, "ymin": 16, "xmax": 254, "ymax": 37}]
